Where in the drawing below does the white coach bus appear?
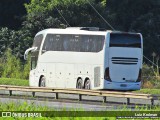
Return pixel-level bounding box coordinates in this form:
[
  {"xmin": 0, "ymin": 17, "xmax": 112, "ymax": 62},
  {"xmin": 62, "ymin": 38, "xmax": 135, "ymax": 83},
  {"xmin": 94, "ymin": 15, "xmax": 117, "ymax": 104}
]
[{"xmin": 24, "ymin": 27, "xmax": 143, "ymax": 90}]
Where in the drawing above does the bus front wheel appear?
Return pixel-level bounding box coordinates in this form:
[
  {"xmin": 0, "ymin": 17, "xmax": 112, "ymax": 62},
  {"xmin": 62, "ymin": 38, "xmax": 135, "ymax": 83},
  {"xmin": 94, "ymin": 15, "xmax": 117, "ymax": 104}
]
[{"xmin": 39, "ymin": 76, "xmax": 46, "ymax": 87}]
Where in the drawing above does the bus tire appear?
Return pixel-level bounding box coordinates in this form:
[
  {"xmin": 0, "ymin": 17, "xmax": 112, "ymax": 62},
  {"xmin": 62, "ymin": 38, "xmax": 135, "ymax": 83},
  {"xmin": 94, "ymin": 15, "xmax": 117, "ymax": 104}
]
[
  {"xmin": 39, "ymin": 76, "xmax": 46, "ymax": 87},
  {"xmin": 84, "ymin": 79, "xmax": 90, "ymax": 89},
  {"xmin": 76, "ymin": 79, "xmax": 82, "ymax": 89}
]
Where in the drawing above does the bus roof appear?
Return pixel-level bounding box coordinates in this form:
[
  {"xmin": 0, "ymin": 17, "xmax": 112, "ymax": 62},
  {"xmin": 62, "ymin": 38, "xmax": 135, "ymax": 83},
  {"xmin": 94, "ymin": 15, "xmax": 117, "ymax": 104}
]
[
  {"xmin": 36, "ymin": 28, "xmax": 111, "ymax": 36},
  {"xmin": 35, "ymin": 28, "xmax": 141, "ymax": 37}
]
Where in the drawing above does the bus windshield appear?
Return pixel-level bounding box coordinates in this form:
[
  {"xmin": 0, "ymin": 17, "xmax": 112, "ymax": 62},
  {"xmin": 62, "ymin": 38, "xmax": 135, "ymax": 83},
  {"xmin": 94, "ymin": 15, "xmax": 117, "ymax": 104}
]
[
  {"xmin": 32, "ymin": 34, "xmax": 43, "ymax": 50},
  {"xmin": 110, "ymin": 33, "xmax": 141, "ymax": 48}
]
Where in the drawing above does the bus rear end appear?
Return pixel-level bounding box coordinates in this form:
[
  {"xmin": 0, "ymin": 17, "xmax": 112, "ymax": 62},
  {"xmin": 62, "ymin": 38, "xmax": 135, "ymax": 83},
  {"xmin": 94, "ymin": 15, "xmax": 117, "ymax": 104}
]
[{"xmin": 104, "ymin": 32, "xmax": 143, "ymax": 90}]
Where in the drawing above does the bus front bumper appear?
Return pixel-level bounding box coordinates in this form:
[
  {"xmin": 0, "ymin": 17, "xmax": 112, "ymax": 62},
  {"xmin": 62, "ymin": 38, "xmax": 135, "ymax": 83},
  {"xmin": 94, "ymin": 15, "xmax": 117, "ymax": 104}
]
[{"xmin": 104, "ymin": 80, "xmax": 141, "ymax": 90}]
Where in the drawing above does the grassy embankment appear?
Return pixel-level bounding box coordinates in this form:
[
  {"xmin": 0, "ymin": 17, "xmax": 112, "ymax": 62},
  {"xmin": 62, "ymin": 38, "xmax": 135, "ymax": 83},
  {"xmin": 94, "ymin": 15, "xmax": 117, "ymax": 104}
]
[
  {"xmin": 134, "ymin": 89, "xmax": 160, "ymax": 95},
  {"xmin": 0, "ymin": 101, "xmax": 160, "ymax": 120},
  {"xmin": 0, "ymin": 78, "xmax": 29, "ymax": 86}
]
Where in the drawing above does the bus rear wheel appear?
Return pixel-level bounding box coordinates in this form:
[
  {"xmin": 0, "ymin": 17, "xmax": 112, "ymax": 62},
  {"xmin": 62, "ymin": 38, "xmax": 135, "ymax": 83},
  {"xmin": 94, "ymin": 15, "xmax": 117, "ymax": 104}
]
[
  {"xmin": 40, "ymin": 76, "xmax": 46, "ymax": 87},
  {"xmin": 84, "ymin": 80, "xmax": 90, "ymax": 89},
  {"xmin": 76, "ymin": 79, "xmax": 82, "ymax": 89}
]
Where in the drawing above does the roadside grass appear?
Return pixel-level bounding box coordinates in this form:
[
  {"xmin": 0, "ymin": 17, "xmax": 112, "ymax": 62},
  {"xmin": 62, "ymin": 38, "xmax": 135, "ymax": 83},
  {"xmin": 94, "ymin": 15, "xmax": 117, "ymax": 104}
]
[
  {"xmin": 0, "ymin": 101, "xmax": 110, "ymax": 120},
  {"xmin": 134, "ymin": 89, "xmax": 160, "ymax": 95},
  {"xmin": 0, "ymin": 78, "xmax": 29, "ymax": 86},
  {"xmin": 0, "ymin": 101, "xmax": 160, "ymax": 120}
]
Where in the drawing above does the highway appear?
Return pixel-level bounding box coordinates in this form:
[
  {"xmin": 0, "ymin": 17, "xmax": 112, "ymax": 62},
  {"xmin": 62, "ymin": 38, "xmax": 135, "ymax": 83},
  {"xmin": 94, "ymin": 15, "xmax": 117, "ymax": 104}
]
[{"xmin": 0, "ymin": 90, "xmax": 159, "ymax": 111}]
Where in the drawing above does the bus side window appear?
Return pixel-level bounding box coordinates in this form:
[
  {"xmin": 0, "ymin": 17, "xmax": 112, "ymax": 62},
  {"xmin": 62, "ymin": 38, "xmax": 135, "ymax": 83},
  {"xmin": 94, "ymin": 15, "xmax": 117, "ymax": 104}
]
[
  {"xmin": 74, "ymin": 35, "xmax": 80, "ymax": 52},
  {"xmin": 63, "ymin": 35, "xmax": 69, "ymax": 51},
  {"xmin": 56, "ymin": 35, "xmax": 64, "ymax": 51},
  {"xmin": 81, "ymin": 35, "xmax": 88, "ymax": 52},
  {"xmin": 97, "ymin": 36, "xmax": 104, "ymax": 52},
  {"xmin": 89, "ymin": 36, "xmax": 96, "ymax": 52},
  {"xmin": 86, "ymin": 36, "xmax": 93, "ymax": 52},
  {"xmin": 65, "ymin": 35, "xmax": 72, "ymax": 51},
  {"xmin": 42, "ymin": 34, "xmax": 50, "ymax": 52}
]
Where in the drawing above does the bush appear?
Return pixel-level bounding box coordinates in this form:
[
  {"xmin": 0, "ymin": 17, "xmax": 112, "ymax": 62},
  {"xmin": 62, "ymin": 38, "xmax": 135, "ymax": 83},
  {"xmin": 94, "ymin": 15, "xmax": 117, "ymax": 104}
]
[
  {"xmin": 142, "ymin": 81, "xmax": 154, "ymax": 89},
  {"xmin": 142, "ymin": 64, "xmax": 160, "ymax": 89},
  {"xmin": 1, "ymin": 48, "xmax": 30, "ymax": 79}
]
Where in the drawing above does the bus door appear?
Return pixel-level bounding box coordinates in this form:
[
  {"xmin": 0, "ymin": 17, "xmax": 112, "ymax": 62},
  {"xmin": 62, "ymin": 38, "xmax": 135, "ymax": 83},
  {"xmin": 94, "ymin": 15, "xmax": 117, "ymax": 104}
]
[
  {"xmin": 29, "ymin": 52, "xmax": 39, "ymax": 86},
  {"xmin": 28, "ymin": 34, "xmax": 44, "ymax": 86}
]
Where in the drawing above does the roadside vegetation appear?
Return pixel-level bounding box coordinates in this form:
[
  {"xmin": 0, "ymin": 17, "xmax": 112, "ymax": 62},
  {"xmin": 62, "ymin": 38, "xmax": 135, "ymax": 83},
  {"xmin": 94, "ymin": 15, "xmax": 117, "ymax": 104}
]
[
  {"xmin": 0, "ymin": 101, "xmax": 159, "ymax": 120},
  {"xmin": 0, "ymin": 78, "xmax": 28, "ymax": 86},
  {"xmin": 134, "ymin": 89, "xmax": 160, "ymax": 95},
  {"xmin": 0, "ymin": 48, "xmax": 30, "ymax": 80},
  {"xmin": 142, "ymin": 64, "xmax": 160, "ymax": 89}
]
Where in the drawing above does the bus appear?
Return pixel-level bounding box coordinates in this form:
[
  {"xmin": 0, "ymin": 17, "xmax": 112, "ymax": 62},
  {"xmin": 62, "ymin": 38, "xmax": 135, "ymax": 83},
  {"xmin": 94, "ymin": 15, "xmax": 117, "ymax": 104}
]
[{"xmin": 24, "ymin": 27, "xmax": 143, "ymax": 90}]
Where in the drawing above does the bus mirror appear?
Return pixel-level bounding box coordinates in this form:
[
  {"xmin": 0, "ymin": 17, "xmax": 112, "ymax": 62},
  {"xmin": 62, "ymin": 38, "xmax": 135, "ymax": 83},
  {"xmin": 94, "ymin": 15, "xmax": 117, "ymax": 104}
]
[
  {"xmin": 24, "ymin": 47, "xmax": 37, "ymax": 60},
  {"xmin": 42, "ymin": 50, "xmax": 47, "ymax": 54}
]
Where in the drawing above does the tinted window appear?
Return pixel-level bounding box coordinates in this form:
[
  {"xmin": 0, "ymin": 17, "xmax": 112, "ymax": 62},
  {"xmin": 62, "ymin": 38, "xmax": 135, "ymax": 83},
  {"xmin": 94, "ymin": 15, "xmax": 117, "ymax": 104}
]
[
  {"xmin": 42, "ymin": 34, "xmax": 104, "ymax": 52},
  {"xmin": 31, "ymin": 52, "xmax": 38, "ymax": 70},
  {"xmin": 31, "ymin": 34, "xmax": 43, "ymax": 70},
  {"xmin": 32, "ymin": 34, "xmax": 43, "ymax": 50},
  {"xmin": 110, "ymin": 33, "xmax": 141, "ymax": 48}
]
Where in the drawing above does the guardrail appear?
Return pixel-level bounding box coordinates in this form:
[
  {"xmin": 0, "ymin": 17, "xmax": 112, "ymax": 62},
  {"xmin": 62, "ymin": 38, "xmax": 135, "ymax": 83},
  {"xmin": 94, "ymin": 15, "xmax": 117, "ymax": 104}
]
[{"xmin": 0, "ymin": 85, "xmax": 159, "ymax": 105}]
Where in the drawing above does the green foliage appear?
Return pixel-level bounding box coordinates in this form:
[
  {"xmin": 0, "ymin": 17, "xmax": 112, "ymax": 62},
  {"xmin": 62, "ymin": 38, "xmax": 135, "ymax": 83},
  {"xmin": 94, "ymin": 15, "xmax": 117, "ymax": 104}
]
[
  {"xmin": 0, "ymin": 78, "xmax": 28, "ymax": 86},
  {"xmin": 105, "ymin": 0, "xmax": 160, "ymax": 59},
  {"xmin": 134, "ymin": 89, "xmax": 160, "ymax": 95},
  {"xmin": 0, "ymin": 0, "xmax": 27, "ymax": 30},
  {"xmin": 24, "ymin": 0, "xmax": 107, "ymax": 34},
  {"xmin": 142, "ymin": 64, "xmax": 160, "ymax": 89},
  {"xmin": 23, "ymin": 55, "xmax": 31, "ymax": 80},
  {"xmin": 0, "ymin": 27, "xmax": 30, "ymax": 59},
  {"xmin": 2, "ymin": 48, "xmax": 21, "ymax": 78},
  {"xmin": 0, "ymin": 101, "xmax": 159, "ymax": 120},
  {"xmin": 0, "ymin": 48, "xmax": 30, "ymax": 80},
  {"xmin": 142, "ymin": 64, "xmax": 155, "ymax": 77}
]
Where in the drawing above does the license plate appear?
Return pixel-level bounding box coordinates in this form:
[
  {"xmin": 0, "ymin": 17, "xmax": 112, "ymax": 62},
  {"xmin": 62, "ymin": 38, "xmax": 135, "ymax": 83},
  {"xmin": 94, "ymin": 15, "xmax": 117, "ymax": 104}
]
[{"xmin": 120, "ymin": 84, "xmax": 127, "ymax": 87}]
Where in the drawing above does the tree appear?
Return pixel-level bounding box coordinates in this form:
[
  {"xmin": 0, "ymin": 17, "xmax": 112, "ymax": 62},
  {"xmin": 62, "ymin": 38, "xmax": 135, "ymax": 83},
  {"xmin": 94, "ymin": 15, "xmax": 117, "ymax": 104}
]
[
  {"xmin": 105, "ymin": 0, "xmax": 160, "ymax": 62},
  {"xmin": 0, "ymin": 0, "xmax": 28, "ymax": 30},
  {"xmin": 24, "ymin": 0, "xmax": 107, "ymax": 35},
  {"xmin": 130, "ymin": 7, "xmax": 160, "ymax": 59},
  {"xmin": 2, "ymin": 48, "xmax": 22, "ymax": 78},
  {"xmin": 0, "ymin": 27, "xmax": 30, "ymax": 59},
  {"xmin": 105, "ymin": 0, "xmax": 155, "ymax": 31}
]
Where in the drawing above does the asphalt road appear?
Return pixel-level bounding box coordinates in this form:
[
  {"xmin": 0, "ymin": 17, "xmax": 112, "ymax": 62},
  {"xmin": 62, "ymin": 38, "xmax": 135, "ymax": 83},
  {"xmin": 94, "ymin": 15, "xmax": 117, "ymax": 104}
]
[{"xmin": 0, "ymin": 90, "xmax": 159, "ymax": 111}]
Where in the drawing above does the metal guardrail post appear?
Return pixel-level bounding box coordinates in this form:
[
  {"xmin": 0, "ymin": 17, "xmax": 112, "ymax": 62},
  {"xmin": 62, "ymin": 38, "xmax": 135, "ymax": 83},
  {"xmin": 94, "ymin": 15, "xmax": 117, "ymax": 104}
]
[
  {"xmin": 32, "ymin": 92, "xmax": 35, "ymax": 97},
  {"xmin": 79, "ymin": 94, "xmax": 82, "ymax": 101},
  {"xmin": 151, "ymin": 99, "xmax": 154, "ymax": 106},
  {"xmin": 103, "ymin": 96, "xmax": 107, "ymax": 103},
  {"xmin": 9, "ymin": 90, "xmax": 12, "ymax": 96},
  {"xmin": 55, "ymin": 93, "xmax": 58, "ymax": 99},
  {"xmin": 127, "ymin": 98, "xmax": 130, "ymax": 105}
]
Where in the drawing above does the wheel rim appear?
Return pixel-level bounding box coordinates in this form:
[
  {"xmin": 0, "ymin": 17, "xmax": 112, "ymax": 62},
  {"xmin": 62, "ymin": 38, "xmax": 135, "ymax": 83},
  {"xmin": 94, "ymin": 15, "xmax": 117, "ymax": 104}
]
[
  {"xmin": 40, "ymin": 77, "xmax": 45, "ymax": 87},
  {"xmin": 77, "ymin": 80, "xmax": 82, "ymax": 89},
  {"xmin": 78, "ymin": 83, "xmax": 81, "ymax": 89},
  {"xmin": 85, "ymin": 80, "xmax": 90, "ymax": 89}
]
